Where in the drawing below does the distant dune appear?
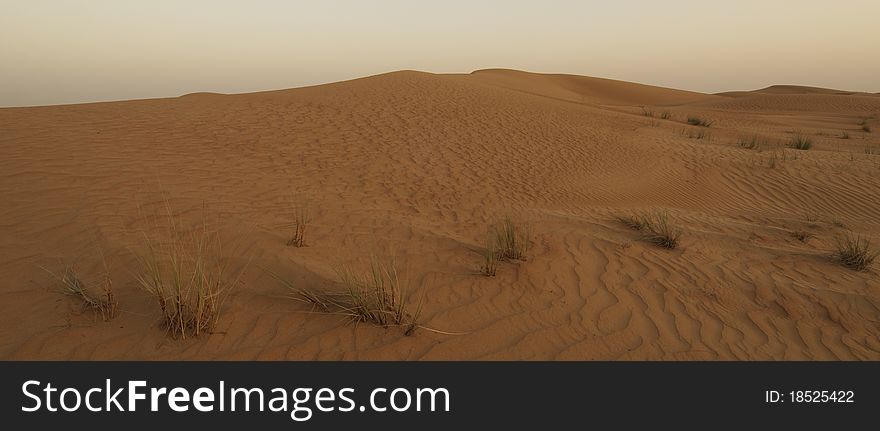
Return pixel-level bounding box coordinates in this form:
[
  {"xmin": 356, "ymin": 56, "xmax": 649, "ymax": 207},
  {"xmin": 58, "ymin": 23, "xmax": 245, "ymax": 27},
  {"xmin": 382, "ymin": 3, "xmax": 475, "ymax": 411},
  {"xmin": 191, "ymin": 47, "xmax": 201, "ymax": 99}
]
[
  {"xmin": 470, "ymin": 68, "xmax": 717, "ymax": 106},
  {"xmin": 1, "ymin": 70, "xmax": 878, "ymax": 360}
]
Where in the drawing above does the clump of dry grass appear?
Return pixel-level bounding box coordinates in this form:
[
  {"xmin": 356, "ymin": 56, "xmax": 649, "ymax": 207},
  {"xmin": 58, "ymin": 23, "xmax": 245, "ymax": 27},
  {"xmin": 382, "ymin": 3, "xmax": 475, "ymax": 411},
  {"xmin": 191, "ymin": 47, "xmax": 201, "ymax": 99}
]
[
  {"xmin": 641, "ymin": 106, "xmax": 654, "ymax": 117},
  {"xmin": 617, "ymin": 210, "xmax": 682, "ymax": 249},
  {"xmin": 790, "ymin": 229, "xmax": 814, "ymax": 242},
  {"xmin": 660, "ymin": 111, "xmax": 672, "ymax": 120},
  {"xmin": 686, "ymin": 116, "xmax": 713, "ymax": 127},
  {"xmin": 44, "ymin": 260, "xmax": 118, "ymax": 321},
  {"xmin": 134, "ymin": 204, "xmax": 245, "ymax": 339},
  {"xmin": 677, "ymin": 127, "xmax": 711, "ymax": 140},
  {"xmin": 616, "ymin": 213, "xmax": 646, "ymax": 231},
  {"xmin": 788, "ymin": 135, "xmax": 813, "ymax": 150},
  {"xmin": 480, "ymin": 235, "xmax": 498, "ymax": 277},
  {"xmin": 272, "ymin": 257, "xmax": 422, "ymax": 335},
  {"xmin": 286, "ymin": 204, "xmax": 311, "ymax": 247},
  {"xmin": 492, "ymin": 216, "xmax": 531, "ymax": 261},
  {"xmin": 834, "ymin": 233, "xmax": 878, "ymax": 271},
  {"xmin": 840, "ymin": 131, "xmax": 850, "ymax": 139},
  {"xmin": 737, "ymin": 135, "xmax": 767, "ymax": 151}
]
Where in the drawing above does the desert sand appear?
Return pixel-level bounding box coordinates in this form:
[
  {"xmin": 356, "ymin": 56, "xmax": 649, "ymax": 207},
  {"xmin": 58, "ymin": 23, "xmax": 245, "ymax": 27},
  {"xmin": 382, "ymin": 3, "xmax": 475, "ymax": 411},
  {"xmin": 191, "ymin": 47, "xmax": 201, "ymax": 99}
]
[{"xmin": 1, "ymin": 69, "xmax": 878, "ymax": 360}]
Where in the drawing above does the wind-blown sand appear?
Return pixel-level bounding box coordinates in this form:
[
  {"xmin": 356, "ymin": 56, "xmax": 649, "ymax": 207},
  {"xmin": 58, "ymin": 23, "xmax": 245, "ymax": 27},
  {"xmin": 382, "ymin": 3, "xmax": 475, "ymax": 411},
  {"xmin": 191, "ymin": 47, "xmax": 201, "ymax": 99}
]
[{"xmin": 1, "ymin": 69, "xmax": 878, "ymax": 360}]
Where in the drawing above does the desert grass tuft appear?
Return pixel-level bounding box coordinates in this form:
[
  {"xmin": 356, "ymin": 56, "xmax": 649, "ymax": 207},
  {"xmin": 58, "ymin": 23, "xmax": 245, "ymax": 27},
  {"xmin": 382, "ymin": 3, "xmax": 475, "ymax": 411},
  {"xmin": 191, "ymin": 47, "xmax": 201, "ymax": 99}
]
[
  {"xmin": 273, "ymin": 257, "xmax": 422, "ymax": 335},
  {"xmin": 340, "ymin": 258, "xmax": 423, "ymax": 334},
  {"xmin": 686, "ymin": 116, "xmax": 713, "ymax": 127},
  {"xmin": 790, "ymin": 229, "xmax": 814, "ymax": 242},
  {"xmin": 286, "ymin": 204, "xmax": 311, "ymax": 247},
  {"xmin": 616, "ymin": 213, "xmax": 646, "ymax": 231},
  {"xmin": 840, "ymin": 131, "xmax": 850, "ymax": 139},
  {"xmin": 44, "ymin": 261, "xmax": 118, "ymax": 321},
  {"xmin": 618, "ymin": 210, "xmax": 682, "ymax": 249},
  {"xmin": 641, "ymin": 106, "xmax": 654, "ymax": 117},
  {"xmin": 134, "ymin": 204, "xmax": 245, "ymax": 339},
  {"xmin": 492, "ymin": 216, "xmax": 532, "ymax": 261},
  {"xmin": 788, "ymin": 135, "xmax": 813, "ymax": 150},
  {"xmin": 480, "ymin": 235, "xmax": 498, "ymax": 277},
  {"xmin": 834, "ymin": 232, "xmax": 878, "ymax": 271},
  {"xmin": 660, "ymin": 111, "xmax": 672, "ymax": 120},
  {"xmin": 678, "ymin": 127, "xmax": 711, "ymax": 140},
  {"xmin": 737, "ymin": 135, "xmax": 767, "ymax": 151}
]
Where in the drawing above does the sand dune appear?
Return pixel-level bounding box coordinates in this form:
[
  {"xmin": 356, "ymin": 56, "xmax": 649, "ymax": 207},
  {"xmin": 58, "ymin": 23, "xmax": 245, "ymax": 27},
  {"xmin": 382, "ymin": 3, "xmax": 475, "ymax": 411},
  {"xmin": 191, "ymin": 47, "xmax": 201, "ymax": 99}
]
[
  {"xmin": 470, "ymin": 68, "xmax": 717, "ymax": 106},
  {"xmin": 1, "ymin": 70, "xmax": 878, "ymax": 360}
]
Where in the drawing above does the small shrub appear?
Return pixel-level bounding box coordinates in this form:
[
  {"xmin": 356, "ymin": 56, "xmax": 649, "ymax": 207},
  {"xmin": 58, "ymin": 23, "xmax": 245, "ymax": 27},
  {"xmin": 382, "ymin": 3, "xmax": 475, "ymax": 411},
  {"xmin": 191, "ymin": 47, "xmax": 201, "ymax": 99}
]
[
  {"xmin": 788, "ymin": 135, "xmax": 813, "ymax": 150},
  {"xmin": 687, "ymin": 116, "xmax": 713, "ymax": 127},
  {"xmin": 834, "ymin": 233, "xmax": 878, "ymax": 271},
  {"xmin": 863, "ymin": 125, "xmax": 872, "ymax": 133},
  {"xmin": 840, "ymin": 131, "xmax": 850, "ymax": 139}
]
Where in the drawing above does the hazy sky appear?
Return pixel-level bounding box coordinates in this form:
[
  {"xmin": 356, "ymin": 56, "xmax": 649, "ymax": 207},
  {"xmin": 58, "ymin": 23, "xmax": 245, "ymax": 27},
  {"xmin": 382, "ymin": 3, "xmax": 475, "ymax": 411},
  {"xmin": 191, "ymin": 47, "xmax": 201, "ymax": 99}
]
[{"xmin": 2, "ymin": 0, "xmax": 878, "ymax": 107}]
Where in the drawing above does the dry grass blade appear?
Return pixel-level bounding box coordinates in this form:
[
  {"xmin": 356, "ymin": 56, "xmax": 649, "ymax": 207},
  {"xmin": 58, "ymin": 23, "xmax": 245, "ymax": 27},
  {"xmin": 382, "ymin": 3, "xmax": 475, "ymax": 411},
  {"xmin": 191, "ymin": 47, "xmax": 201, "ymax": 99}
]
[
  {"xmin": 481, "ymin": 235, "xmax": 498, "ymax": 276},
  {"xmin": 286, "ymin": 204, "xmax": 311, "ymax": 247}
]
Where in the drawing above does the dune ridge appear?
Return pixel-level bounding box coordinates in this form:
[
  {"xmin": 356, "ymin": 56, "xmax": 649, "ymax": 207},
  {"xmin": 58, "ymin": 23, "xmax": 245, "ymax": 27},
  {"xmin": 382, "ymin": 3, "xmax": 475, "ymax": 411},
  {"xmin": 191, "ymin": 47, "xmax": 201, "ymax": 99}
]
[{"xmin": 1, "ymin": 69, "xmax": 878, "ymax": 360}]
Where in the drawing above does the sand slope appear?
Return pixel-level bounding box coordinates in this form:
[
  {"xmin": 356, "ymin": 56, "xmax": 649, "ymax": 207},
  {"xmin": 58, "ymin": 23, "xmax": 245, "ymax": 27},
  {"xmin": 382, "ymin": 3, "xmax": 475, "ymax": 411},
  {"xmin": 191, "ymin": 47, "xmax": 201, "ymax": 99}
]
[{"xmin": 1, "ymin": 70, "xmax": 878, "ymax": 360}]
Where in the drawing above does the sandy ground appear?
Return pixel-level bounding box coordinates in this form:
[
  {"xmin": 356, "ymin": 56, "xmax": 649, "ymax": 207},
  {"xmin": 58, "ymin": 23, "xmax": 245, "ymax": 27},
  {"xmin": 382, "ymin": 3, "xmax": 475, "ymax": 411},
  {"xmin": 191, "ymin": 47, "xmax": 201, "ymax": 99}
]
[{"xmin": 1, "ymin": 69, "xmax": 879, "ymax": 360}]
